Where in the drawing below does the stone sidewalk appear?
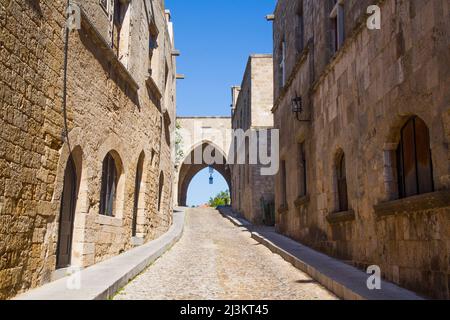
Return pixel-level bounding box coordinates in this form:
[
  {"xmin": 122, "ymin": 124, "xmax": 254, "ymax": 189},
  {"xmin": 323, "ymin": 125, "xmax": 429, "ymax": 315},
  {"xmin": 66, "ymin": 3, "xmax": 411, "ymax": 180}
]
[
  {"xmin": 14, "ymin": 209, "xmax": 186, "ymax": 300},
  {"xmin": 218, "ymin": 206, "xmax": 424, "ymax": 300},
  {"xmin": 114, "ymin": 207, "xmax": 337, "ymax": 300}
]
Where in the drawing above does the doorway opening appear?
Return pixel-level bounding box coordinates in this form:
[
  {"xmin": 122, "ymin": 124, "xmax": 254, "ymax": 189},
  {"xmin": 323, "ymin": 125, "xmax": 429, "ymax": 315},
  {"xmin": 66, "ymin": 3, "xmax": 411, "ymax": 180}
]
[{"xmin": 56, "ymin": 155, "xmax": 79, "ymax": 269}]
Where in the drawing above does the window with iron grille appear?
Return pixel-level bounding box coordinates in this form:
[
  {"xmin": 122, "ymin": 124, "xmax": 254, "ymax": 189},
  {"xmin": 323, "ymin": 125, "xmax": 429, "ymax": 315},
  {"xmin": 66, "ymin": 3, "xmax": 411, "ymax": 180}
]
[{"xmin": 396, "ymin": 117, "xmax": 434, "ymax": 198}]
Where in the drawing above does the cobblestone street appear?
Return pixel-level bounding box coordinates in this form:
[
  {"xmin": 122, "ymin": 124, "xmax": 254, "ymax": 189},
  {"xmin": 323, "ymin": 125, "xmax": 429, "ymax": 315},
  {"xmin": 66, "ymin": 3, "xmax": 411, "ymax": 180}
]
[{"xmin": 114, "ymin": 208, "xmax": 337, "ymax": 300}]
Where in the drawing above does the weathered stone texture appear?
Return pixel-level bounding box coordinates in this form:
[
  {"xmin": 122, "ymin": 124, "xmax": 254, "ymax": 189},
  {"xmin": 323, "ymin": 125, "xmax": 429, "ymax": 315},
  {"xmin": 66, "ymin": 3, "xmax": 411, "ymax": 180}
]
[
  {"xmin": 0, "ymin": 0, "xmax": 176, "ymax": 299},
  {"xmin": 273, "ymin": 0, "xmax": 449, "ymax": 299},
  {"xmin": 174, "ymin": 117, "xmax": 232, "ymax": 207},
  {"xmin": 231, "ymin": 55, "xmax": 275, "ymax": 224}
]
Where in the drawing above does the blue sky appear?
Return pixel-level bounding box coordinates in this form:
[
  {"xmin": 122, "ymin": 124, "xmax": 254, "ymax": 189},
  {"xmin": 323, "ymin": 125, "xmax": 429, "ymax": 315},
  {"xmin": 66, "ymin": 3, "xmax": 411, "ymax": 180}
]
[
  {"xmin": 167, "ymin": 0, "xmax": 276, "ymax": 117},
  {"xmin": 167, "ymin": 0, "xmax": 276, "ymax": 205},
  {"xmin": 186, "ymin": 168, "xmax": 229, "ymax": 207}
]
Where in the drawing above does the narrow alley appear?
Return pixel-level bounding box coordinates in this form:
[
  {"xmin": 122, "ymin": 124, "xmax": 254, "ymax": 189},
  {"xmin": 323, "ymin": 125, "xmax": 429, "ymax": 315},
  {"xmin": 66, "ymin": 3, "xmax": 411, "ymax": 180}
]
[{"xmin": 114, "ymin": 208, "xmax": 337, "ymax": 300}]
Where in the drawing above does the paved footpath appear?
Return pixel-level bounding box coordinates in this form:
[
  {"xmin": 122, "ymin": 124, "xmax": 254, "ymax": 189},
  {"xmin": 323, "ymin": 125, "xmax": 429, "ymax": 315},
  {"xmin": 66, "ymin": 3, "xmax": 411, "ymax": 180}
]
[{"xmin": 114, "ymin": 208, "xmax": 337, "ymax": 300}]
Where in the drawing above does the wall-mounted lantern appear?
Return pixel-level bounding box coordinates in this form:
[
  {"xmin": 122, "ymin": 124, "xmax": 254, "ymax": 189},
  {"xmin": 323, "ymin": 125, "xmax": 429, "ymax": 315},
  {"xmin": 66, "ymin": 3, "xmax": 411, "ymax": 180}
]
[{"xmin": 291, "ymin": 94, "xmax": 310, "ymax": 122}]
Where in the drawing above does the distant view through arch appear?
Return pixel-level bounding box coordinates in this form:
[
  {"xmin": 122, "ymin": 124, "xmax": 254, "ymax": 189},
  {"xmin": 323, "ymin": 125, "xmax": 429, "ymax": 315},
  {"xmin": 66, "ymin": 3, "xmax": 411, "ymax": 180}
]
[
  {"xmin": 174, "ymin": 117, "xmax": 232, "ymax": 207},
  {"xmin": 177, "ymin": 141, "xmax": 231, "ymax": 206}
]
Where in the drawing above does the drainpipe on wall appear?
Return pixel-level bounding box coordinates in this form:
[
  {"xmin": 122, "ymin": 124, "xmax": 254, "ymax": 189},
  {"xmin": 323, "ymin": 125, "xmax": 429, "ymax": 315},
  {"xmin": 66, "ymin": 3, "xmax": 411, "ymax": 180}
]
[{"xmin": 62, "ymin": 0, "xmax": 73, "ymax": 150}]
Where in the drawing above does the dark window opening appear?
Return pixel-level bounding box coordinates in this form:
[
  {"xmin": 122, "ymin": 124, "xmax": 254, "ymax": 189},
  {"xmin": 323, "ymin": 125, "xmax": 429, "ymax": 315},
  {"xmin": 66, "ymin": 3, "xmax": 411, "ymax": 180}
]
[
  {"xmin": 158, "ymin": 172, "xmax": 164, "ymax": 212},
  {"xmin": 56, "ymin": 155, "xmax": 77, "ymax": 269},
  {"xmin": 132, "ymin": 153, "xmax": 144, "ymax": 237},
  {"xmin": 100, "ymin": 153, "xmax": 118, "ymax": 217},
  {"xmin": 337, "ymin": 153, "xmax": 348, "ymax": 212}
]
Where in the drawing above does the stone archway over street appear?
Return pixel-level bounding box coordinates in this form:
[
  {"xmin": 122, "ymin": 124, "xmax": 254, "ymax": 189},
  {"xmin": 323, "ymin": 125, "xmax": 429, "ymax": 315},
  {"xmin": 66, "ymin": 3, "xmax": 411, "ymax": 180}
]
[{"xmin": 174, "ymin": 117, "xmax": 232, "ymax": 206}]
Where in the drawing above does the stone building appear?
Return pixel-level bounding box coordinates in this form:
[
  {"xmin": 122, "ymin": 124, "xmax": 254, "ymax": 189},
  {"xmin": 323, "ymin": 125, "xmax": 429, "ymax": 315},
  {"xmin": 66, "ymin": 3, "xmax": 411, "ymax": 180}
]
[
  {"xmin": 231, "ymin": 55, "xmax": 275, "ymax": 224},
  {"xmin": 0, "ymin": 0, "xmax": 177, "ymax": 299},
  {"xmin": 271, "ymin": 0, "xmax": 449, "ymax": 299}
]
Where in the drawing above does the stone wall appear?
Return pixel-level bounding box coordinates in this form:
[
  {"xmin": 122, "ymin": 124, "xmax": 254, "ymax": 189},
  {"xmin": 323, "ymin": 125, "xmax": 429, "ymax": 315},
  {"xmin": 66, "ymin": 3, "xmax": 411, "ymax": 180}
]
[
  {"xmin": 0, "ymin": 0, "xmax": 176, "ymax": 299},
  {"xmin": 231, "ymin": 55, "xmax": 275, "ymax": 224},
  {"xmin": 272, "ymin": 0, "xmax": 449, "ymax": 299}
]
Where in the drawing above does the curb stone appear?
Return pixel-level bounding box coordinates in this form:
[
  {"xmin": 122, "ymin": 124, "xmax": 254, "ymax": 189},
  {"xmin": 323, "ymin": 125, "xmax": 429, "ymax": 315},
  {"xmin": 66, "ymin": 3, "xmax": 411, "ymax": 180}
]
[
  {"xmin": 217, "ymin": 206, "xmax": 424, "ymax": 300},
  {"xmin": 14, "ymin": 208, "xmax": 186, "ymax": 300}
]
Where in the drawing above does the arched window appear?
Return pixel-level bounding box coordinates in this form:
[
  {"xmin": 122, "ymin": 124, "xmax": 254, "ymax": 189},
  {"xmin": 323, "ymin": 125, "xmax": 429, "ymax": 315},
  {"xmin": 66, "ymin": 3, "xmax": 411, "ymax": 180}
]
[
  {"xmin": 100, "ymin": 153, "xmax": 118, "ymax": 216},
  {"xmin": 396, "ymin": 116, "xmax": 434, "ymax": 198},
  {"xmin": 158, "ymin": 172, "xmax": 164, "ymax": 212},
  {"xmin": 337, "ymin": 153, "xmax": 348, "ymax": 212}
]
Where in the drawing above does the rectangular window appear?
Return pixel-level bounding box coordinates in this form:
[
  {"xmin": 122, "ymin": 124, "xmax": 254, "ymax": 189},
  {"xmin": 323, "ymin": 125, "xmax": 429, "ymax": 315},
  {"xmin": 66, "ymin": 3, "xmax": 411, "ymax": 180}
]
[
  {"xmin": 298, "ymin": 142, "xmax": 307, "ymax": 197},
  {"xmin": 337, "ymin": 154, "xmax": 348, "ymax": 212},
  {"xmin": 330, "ymin": 0, "xmax": 345, "ymax": 54}
]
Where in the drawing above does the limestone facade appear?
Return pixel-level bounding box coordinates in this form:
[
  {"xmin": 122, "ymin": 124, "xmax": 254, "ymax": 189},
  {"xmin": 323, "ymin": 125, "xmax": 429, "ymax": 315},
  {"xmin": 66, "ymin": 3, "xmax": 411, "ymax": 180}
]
[
  {"xmin": 174, "ymin": 116, "xmax": 232, "ymax": 207},
  {"xmin": 0, "ymin": 0, "xmax": 177, "ymax": 299},
  {"xmin": 231, "ymin": 55, "xmax": 275, "ymax": 224},
  {"xmin": 272, "ymin": 0, "xmax": 449, "ymax": 299}
]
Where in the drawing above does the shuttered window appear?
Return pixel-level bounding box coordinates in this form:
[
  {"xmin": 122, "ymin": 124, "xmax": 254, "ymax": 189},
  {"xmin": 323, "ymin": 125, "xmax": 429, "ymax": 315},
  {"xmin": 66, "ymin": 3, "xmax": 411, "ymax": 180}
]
[
  {"xmin": 100, "ymin": 153, "xmax": 118, "ymax": 217},
  {"xmin": 397, "ymin": 117, "xmax": 434, "ymax": 198},
  {"xmin": 337, "ymin": 153, "xmax": 348, "ymax": 212}
]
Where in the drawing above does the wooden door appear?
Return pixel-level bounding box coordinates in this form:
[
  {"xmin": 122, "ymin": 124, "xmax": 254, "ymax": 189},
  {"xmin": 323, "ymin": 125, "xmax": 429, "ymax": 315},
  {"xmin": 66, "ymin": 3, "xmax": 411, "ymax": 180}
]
[{"xmin": 56, "ymin": 157, "xmax": 77, "ymax": 269}]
